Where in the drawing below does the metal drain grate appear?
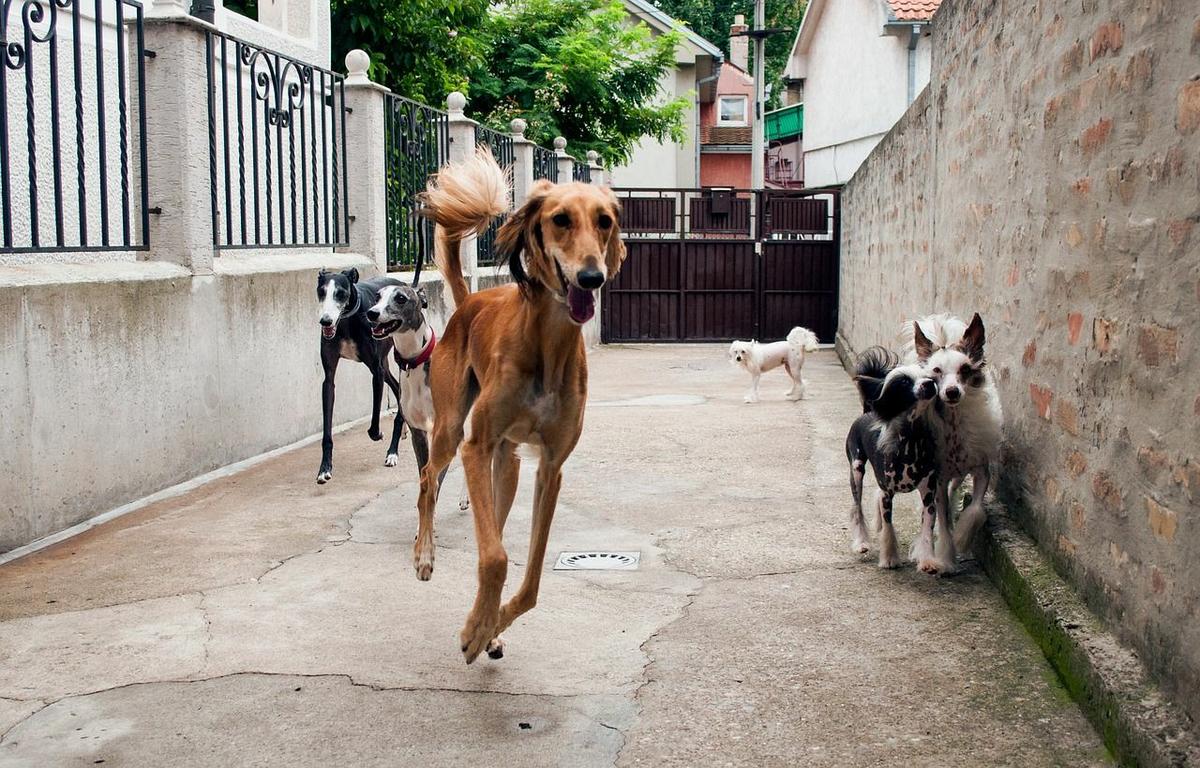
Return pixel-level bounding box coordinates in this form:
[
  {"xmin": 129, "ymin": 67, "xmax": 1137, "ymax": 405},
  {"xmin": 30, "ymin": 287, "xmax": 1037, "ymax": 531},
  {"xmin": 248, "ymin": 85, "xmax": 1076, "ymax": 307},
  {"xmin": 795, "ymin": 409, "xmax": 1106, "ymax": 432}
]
[{"xmin": 553, "ymin": 551, "xmax": 641, "ymax": 571}]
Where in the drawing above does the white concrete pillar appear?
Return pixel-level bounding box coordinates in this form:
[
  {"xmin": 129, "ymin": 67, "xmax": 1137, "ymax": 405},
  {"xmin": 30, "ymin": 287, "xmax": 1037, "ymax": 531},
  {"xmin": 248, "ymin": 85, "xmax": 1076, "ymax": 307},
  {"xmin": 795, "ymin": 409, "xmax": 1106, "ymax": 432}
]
[
  {"xmin": 554, "ymin": 136, "xmax": 573, "ymax": 184},
  {"xmin": 446, "ymin": 91, "xmax": 478, "ymax": 287},
  {"xmin": 142, "ymin": 18, "xmax": 215, "ymax": 273},
  {"xmin": 339, "ymin": 49, "xmax": 391, "ymax": 272},
  {"xmin": 587, "ymin": 150, "xmax": 605, "ymax": 188},
  {"xmin": 510, "ymin": 118, "xmax": 535, "ymax": 204}
]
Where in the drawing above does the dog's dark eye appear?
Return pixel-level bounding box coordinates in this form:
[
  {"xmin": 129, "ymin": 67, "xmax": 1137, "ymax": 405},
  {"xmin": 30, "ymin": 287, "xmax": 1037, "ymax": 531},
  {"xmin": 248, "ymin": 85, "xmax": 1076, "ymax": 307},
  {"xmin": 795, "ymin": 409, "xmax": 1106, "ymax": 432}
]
[
  {"xmin": 396, "ymin": 293, "xmax": 407, "ymax": 304},
  {"xmin": 552, "ymin": 213, "xmax": 571, "ymax": 228},
  {"xmin": 932, "ymin": 367, "xmax": 942, "ymax": 375},
  {"xmin": 597, "ymin": 214, "xmax": 613, "ymax": 229},
  {"xmin": 960, "ymin": 364, "xmax": 972, "ymax": 376}
]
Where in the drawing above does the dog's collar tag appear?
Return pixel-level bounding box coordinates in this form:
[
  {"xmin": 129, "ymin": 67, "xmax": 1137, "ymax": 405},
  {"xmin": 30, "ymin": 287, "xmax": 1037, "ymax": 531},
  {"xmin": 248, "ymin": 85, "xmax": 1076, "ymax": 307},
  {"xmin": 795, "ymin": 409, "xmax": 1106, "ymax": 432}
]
[{"xmin": 399, "ymin": 329, "xmax": 436, "ymax": 370}]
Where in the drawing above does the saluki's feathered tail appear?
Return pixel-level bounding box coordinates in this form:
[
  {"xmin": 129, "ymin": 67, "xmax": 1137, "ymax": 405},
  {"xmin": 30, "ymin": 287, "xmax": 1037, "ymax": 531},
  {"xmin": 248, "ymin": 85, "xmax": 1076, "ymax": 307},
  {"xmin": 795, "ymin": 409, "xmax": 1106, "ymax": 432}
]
[
  {"xmin": 423, "ymin": 147, "xmax": 511, "ymax": 306},
  {"xmin": 852, "ymin": 346, "xmax": 897, "ymax": 413}
]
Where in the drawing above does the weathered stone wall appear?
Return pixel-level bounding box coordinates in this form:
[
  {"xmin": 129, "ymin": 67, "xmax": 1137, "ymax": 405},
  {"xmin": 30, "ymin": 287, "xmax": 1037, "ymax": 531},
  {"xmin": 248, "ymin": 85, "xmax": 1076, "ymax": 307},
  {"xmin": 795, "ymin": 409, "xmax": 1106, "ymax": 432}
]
[{"xmin": 839, "ymin": 0, "xmax": 1200, "ymax": 720}]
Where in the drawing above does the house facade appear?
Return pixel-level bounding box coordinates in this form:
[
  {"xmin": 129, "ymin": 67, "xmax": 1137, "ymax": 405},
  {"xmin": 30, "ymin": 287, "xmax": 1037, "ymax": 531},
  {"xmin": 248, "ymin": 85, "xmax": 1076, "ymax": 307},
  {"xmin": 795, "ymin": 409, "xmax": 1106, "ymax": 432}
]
[
  {"xmin": 697, "ymin": 16, "xmax": 755, "ymax": 189},
  {"xmin": 783, "ymin": 0, "xmax": 938, "ymax": 188},
  {"xmin": 607, "ymin": 0, "xmax": 724, "ymax": 189}
]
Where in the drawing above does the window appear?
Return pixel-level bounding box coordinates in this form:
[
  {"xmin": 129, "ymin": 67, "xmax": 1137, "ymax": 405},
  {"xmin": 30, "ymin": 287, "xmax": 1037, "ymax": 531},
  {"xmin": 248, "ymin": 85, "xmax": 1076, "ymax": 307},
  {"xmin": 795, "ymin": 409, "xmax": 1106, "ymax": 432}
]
[{"xmin": 717, "ymin": 95, "xmax": 749, "ymax": 126}]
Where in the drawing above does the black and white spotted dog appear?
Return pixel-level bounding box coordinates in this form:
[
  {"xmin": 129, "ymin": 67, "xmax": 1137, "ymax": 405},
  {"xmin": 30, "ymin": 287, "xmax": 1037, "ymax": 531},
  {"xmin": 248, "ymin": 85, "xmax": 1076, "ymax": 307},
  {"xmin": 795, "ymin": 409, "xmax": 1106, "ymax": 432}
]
[
  {"xmin": 316, "ymin": 268, "xmax": 407, "ymax": 484},
  {"xmin": 845, "ymin": 347, "xmax": 953, "ymax": 573}
]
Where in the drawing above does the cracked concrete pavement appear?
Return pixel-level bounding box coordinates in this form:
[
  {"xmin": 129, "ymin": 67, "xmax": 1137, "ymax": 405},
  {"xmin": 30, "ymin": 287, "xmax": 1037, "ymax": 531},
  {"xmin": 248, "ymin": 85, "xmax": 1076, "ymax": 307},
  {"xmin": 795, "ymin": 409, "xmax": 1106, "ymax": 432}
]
[{"xmin": 0, "ymin": 346, "xmax": 1111, "ymax": 766}]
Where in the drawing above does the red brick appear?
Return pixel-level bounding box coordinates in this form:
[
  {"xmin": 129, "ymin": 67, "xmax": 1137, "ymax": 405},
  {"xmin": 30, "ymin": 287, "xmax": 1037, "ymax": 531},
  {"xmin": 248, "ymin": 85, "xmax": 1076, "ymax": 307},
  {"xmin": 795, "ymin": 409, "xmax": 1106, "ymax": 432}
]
[
  {"xmin": 1066, "ymin": 450, "xmax": 1088, "ymax": 477},
  {"xmin": 1090, "ymin": 21, "xmax": 1124, "ymax": 60},
  {"xmin": 1137, "ymin": 324, "xmax": 1180, "ymax": 367},
  {"xmin": 1055, "ymin": 399, "xmax": 1080, "ymax": 436},
  {"xmin": 1179, "ymin": 79, "xmax": 1200, "ymax": 134},
  {"xmin": 1069, "ymin": 501, "xmax": 1086, "ymax": 531},
  {"xmin": 1007, "ymin": 262, "xmax": 1020, "ymax": 287},
  {"xmin": 1146, "ymin": 496, "xmax": 1178, "ymax": 542},
  {"xmin": 1151, "ymin": 566, "xmax": 1168, "ymax": 596},
  {"xmin": 1092, "ymin": 471, "xmax": 1122, "ymax": 509},
  {"xmin": 1023, "ymin": 340, "xmax": 1037, "ymax": 367},
  {"xmin": 1081, "ymin": 118, "xmax": 1113, "ymax": 155},
  {"xmin": 1071, "ymin": 177, "xmax": 1091, "ymax": 198},
  {"xmin": 1044, "ymin": 96, "xmax": 1060, "ymax": 129},
  {"xmin": 1138, "ymin": 445, "xmax": 1171, "ymax": 473},
  {"xmin": 1067, "ymin": 312, "xmax": 1083, "ymax": 344},
  {"xmin": 1061, "ymin": 41, "xmax": 1084, "ymax": 76},
  {"xmin": 1065, "ymin": 222, "xmax": 1084, "ymax": 248},
  {"xmin": 1030, "ymin": 383, "xmax": 1053, "ymax": 420},
  {"xmin": 1057, "ymin": 535, "xmax": 1077, "ymax": 555},
  {"xmin": 1167, "ymin": 218, "xmax": 1195, "ymax": 251}
]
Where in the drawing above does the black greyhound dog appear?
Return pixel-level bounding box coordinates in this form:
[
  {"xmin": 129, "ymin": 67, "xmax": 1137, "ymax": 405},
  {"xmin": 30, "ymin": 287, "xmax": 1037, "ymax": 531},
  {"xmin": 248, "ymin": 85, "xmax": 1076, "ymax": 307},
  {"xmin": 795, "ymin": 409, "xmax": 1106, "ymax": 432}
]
[{"xmin": 316, "ymin": 267, "xmax": 410, "ymax": 484}]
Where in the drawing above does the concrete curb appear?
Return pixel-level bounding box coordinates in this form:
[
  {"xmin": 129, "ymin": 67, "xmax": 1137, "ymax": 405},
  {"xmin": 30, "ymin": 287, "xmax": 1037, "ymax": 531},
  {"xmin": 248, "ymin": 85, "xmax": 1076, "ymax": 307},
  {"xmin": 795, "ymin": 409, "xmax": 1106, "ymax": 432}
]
[
  {"xmin": 976, "ymin": 509, "xmax": 1200, "ymax": 768},
  {"xmin": 836, "ymin": 332, "xmax": 1199, "ymax": 767}
]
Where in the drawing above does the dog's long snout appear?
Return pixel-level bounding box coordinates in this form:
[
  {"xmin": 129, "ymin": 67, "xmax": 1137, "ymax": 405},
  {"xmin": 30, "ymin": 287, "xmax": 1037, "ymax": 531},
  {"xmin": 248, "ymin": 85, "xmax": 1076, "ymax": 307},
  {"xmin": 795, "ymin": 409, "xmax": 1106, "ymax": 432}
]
[
  {"xmin": 319, "ymin": 316, "xmax": 334, "ymax": 327},
  {"xmin": 577, "ymin": 268, "xmax": 605, "ymax": 290},
  {"xmin": 366, "ymin": 308, "xmax": 381, "ymax": 322}
]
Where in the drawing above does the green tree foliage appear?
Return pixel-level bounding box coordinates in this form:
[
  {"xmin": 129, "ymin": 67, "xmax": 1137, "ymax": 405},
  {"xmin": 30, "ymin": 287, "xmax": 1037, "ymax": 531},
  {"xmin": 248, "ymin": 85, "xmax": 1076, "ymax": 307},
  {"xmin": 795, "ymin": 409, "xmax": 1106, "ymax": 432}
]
[
  {"xmin": 466, "ymin": 0, "xmax": 689, "ymax": 166},
  {"xmin": 326, "ymin": 0, "xmax": 688, "ymax": 165},
  {"xmin": 651, "ymin": 0, "xmax": 807, "ymax": 107}
]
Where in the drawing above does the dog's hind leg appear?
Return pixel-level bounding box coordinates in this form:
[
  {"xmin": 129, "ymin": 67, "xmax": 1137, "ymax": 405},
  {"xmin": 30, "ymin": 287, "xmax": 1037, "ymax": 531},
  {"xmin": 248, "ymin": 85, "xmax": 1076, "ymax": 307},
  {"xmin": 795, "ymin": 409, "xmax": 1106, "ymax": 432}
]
[
  {"xmin": 492, "ymin": 440, "xmax": 521, "ymax": 533},
  {"xmin": 932, "ymin": 476, "xmax": 958, "ymax": 574},
  {"xmin": 877, "ymin": 492, "xmax": 901, "ymax": 569},
  {"xmin": 848, "ymin": 456, "xmax": 870, "ymax": 554},
  {"xmin": 953, "ymin": 465, "xmax": 990, "ymax": 555},
  {"xmin": 489, "ymin": 455, "xmax": 564, "ymax": 661},
  {"xmin": 367, "ymin": 366, "xmax": 385, "ymax": 442},
  {"xmin": 317, "ymin": 357, "xmax": 339, "ymax": 484}
]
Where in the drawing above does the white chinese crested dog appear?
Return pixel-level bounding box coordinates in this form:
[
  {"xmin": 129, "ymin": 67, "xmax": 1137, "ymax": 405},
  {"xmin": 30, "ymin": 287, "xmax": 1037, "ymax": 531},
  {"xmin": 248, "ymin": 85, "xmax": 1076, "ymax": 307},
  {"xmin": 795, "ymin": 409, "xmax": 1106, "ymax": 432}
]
[
  {"xmin": 728, "ymin": 326, "xmax": 820, "ymax": 403},
  {"xmin": 903, "ymin": 313, "xmax": 1004, "ymax": 559}
]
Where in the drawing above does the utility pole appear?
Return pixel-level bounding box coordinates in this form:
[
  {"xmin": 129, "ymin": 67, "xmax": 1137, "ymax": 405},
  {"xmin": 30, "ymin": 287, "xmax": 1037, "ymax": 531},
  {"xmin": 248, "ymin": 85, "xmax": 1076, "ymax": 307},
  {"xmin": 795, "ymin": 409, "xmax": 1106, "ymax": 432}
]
[{"xmin": 750, "ymin": 0, "xmax": 766, "ymax": 190}]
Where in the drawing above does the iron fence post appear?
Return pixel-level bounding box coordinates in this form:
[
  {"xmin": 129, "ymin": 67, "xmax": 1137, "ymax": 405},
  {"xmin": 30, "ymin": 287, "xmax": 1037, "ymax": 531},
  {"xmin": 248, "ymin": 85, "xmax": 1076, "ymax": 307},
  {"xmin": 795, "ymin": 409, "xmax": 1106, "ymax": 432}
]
[{"xmin": 339, "ymin": 49, "xmax": 389, "ymax": 272}]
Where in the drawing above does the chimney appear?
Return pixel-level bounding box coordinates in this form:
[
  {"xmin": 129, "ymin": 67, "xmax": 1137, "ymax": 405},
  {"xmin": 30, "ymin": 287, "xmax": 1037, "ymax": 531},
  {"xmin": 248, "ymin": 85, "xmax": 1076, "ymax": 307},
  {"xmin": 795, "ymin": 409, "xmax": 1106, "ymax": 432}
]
[{"xmin": 729, "ymin": 14, "xmax": 749, "ymax": 72}]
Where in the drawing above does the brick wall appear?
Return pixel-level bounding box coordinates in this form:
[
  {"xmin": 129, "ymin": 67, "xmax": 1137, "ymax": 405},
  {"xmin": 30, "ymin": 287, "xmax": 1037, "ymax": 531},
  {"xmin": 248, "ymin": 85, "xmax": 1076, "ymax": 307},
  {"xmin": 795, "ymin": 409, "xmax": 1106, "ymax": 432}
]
[{"xmin": 839, "ymin": 0, "xmax": 1200, "ymax": 720}]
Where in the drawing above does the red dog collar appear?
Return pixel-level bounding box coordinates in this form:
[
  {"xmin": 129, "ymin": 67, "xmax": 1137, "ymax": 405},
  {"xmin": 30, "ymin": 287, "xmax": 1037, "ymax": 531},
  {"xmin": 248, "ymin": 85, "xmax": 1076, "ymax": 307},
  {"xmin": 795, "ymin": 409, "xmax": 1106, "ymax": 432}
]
[{"xmin": 399, "ymin": 329, "xmax": 436, "ymax": 370}]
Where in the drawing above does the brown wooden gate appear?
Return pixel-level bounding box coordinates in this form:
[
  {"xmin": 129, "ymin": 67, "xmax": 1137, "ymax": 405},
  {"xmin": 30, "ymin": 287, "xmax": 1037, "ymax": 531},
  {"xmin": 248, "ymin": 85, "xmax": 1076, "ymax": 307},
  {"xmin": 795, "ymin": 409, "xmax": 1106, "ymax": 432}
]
[{"xmin": 602, "ymin": 188, "xmax": 840, "ymax": 343}]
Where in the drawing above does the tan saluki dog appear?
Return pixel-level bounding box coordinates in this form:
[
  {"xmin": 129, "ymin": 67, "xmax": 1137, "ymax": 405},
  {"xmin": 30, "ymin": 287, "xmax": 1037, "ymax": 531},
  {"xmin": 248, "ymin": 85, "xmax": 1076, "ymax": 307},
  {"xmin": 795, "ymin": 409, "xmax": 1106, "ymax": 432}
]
[{"xmin": 417, "ymin": 148, "xmax": 625, "ymax": 663}]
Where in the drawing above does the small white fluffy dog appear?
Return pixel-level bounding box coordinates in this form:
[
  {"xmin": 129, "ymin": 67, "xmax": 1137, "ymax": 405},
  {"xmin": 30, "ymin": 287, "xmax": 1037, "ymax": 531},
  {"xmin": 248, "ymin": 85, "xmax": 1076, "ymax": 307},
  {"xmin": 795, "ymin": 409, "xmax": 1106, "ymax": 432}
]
[{"xmin": 728, "ymin": 326, "xmax": 820, "ymax": 403}]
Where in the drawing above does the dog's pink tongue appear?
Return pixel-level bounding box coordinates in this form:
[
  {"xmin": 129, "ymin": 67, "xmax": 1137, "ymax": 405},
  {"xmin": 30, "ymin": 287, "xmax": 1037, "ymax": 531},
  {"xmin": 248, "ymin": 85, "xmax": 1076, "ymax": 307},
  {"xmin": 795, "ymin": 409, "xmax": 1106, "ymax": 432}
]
[
  {"xmin": 321, "ymin": 325, "xmax": 336, "ymax": 339},
  {"xmin": 567, "ymin": 285, "xmax": 595, "ymax": 324}
]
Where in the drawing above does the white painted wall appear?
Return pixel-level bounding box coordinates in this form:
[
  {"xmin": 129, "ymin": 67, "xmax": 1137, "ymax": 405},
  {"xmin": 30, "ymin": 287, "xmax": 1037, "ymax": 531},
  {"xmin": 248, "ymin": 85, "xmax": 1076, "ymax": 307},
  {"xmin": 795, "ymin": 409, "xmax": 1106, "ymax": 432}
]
[
  {"xmin": 792, "ymin": 0, "xmax": 932, "ymax": 187},
  {"xmin": 609, "ymin": 64, "xmax": 699, "ymax": 189}
]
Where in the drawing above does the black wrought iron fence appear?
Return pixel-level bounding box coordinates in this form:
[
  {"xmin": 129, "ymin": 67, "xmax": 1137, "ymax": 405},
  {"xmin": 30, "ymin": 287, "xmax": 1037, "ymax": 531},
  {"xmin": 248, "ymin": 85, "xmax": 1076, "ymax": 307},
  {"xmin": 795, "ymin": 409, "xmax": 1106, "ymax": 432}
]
[
  {"xmin": 205, "ymin": 31, "xmax": 348, "ymax": 249},
  {"xmin": 383, "ymin": 93, "xmax": 447, "ymax": 270},
  {"xmin": 572, "ymin": 161, "xmax": 591, "ymax": 183},
  {"xmin": 0, "ymin": 0, "xmax": 149, "ymax": 253},
  {"xmin": 532, "ymin": 144, "xmax": 556, "ymax": 182},
  {"xmin": 473, "ymin": 123, "xmax": 513, "ymax": 266}
]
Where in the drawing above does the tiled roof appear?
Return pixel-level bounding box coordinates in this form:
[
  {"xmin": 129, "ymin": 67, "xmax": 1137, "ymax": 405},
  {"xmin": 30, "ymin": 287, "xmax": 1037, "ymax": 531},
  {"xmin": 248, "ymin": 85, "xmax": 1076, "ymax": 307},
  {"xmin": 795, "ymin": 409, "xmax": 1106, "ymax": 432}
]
[{"xmin": 885, "ymin": 0, "xmax": 941, "ymax": 21}]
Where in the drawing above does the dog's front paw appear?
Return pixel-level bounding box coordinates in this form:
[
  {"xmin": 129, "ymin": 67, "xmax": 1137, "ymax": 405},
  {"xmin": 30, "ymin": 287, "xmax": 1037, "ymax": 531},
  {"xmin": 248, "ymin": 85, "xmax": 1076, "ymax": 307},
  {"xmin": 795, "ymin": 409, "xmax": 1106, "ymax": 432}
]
[
  {"xmin": 384, "ymin": 453, "xmax": 398, "ymax": 468},
  {"xmin": 917, "ymin": 558, "xmax": 944, "ymax": 575},
  {"xmin": 367, "ymin": 426, "xmax": 384, "ymax": 441},
  {"xmin": 460, "ymin": 610, "xmax": 500, "ymax": 664},
  {"xmin": 743, "ymin": 395, "xmax": 759, "ymax": 404},
  {"xmin": 316, "ymin": 468, "xmax": 332, "ymax": 484},
  {"xmin": 413, "ymin": 540, "xmax": 434, "ymax": 582},
  {"xmin": 878, "ymin": 553, "xmax": 902, "ymax": 569},
  {"xmin": 851, "ymin": 538, "xmax": 870, "ymax": 555}
]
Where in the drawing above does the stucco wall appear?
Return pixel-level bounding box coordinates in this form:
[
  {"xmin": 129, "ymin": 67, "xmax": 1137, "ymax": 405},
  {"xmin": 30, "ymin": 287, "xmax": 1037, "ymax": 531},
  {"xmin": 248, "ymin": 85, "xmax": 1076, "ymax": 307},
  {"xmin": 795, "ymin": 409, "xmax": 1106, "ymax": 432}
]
[
  {"xmin": 796, "ymin": 0, "xmax": 931, "ymax": 187},
  {"xmin": 0, "ymin": 254, "xmax": 484, "ymax": 553},
  {"xmin": 839, "ymin": 0, "xmax": 1200, "ymax": 722},
  {"xmin": 612, "ymin": 65, "xmax": 699, "ymax": 189}
]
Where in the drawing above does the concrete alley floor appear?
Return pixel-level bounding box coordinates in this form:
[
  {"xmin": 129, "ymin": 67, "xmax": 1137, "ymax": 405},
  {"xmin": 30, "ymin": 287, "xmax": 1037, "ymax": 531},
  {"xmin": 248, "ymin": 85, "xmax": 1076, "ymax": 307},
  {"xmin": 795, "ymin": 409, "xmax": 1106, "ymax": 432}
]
[{"xmin": 0, "ymin": 346, "xmax": 1111, "ymax": 767}]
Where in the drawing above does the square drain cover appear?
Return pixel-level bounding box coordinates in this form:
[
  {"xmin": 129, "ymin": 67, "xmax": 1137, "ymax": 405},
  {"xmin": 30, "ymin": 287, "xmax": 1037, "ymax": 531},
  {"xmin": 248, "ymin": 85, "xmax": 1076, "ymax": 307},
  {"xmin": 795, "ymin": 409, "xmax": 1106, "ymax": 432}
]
[{"xmin": 554, "ymin": 551, "xmax": 641, "ymax": 571}]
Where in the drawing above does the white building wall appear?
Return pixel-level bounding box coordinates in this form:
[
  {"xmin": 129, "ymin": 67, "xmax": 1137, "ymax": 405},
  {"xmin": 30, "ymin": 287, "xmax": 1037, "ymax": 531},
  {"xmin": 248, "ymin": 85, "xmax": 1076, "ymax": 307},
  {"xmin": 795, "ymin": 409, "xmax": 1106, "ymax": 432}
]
[
  {"xmin": 609, "ymin": 64, "xmax": 698, "ymax": 189},
  {"xmin": 797, "ymin": 0, "xmax": 931, "ymax": 187}
]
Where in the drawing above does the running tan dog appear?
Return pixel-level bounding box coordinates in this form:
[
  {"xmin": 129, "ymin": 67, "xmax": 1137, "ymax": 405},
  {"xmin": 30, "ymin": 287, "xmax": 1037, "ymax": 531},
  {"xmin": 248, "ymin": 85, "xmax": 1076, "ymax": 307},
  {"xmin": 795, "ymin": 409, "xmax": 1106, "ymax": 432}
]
[{"xmin": 417, "ymin": 148, "xmax": 625, "ymax": 663}]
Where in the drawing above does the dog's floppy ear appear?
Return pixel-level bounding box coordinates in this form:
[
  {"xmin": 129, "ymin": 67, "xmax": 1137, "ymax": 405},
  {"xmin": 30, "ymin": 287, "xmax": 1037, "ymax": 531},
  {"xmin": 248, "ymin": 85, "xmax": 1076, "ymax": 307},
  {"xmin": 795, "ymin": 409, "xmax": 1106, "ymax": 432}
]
[
  {"xmin": 342, "ymin": 267, "xmax": 360, "ymax": 285},
  {"xmin": 957, "ymin": 313, "xmax": 986, "ymax": 361},
  {"xmin": 416, "ymin": 286, "xmax": 428, "ymax": 308},
  {"xmin": 913, "ymin": 321, "xmax": 934, "ymax": 359},
  {"xmin": 496, "ymin": 180, "xmax": 553, "ymax": 291},
  {"xmin": 603, "ymin": 189, "xmax": 626, "ymax": 279},
  {"xmin": 871, "ymin": 374, "xmax": 917, "ymax": 421}
]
